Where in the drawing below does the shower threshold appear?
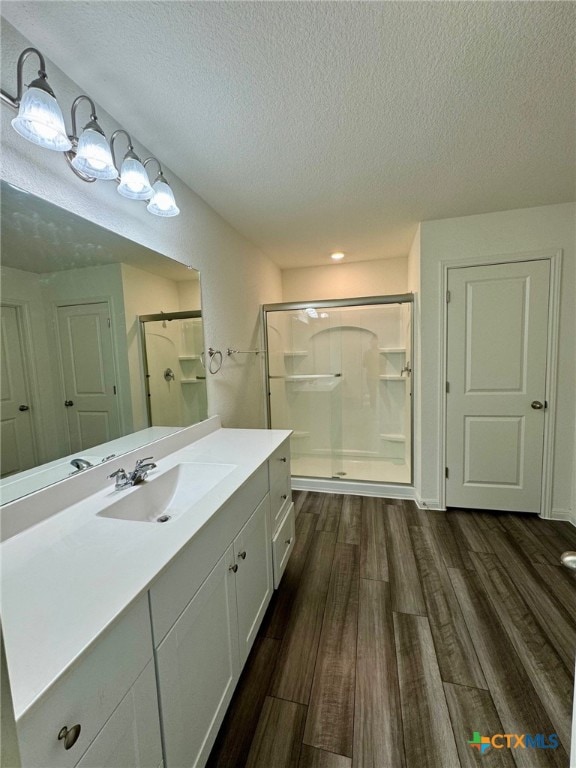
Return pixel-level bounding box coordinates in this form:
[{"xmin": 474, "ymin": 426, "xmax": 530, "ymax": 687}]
[{"xmin": 290, "ymin": 454, "xmax": 410, "ymax": 485}]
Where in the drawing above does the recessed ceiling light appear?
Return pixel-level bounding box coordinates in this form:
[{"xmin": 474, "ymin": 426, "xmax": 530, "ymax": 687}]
[{"xmin": 330, "ymin": 252, "xmax": 345, "ymax": 261}]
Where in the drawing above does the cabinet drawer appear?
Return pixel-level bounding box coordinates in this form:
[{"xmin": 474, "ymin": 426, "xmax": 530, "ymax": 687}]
[
  {"xmin": 272, "ymin": 503, "xmax": 295, "ymax": 589},
  {"xmin": 268, "ymin": 439, "xmax": 291, "ymax": 490},
  {"xmin": 17, "ymin": 595, "xmax": 153, "ymax": 768},
  {"xmin": 269, "ymin": 474, "xmax": 291, "ymax": 534},
  {"xmin": 149, "ymin": 464, "xmax": 268, "ymax": 644},
  {"xmin": 75, "ymin": 661, "xmax": 162, "ymax": 768}
]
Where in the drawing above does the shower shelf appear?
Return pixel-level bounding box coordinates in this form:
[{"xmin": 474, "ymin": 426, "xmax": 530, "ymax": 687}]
[
  {"xmin": 283, "ymin": 350, "xmax": 308, "ymax": 357},
  {"xmin": 291, "ymin": 431, "xmax": 310, "ymax": 438},
  {"xmin": 180, "ymin": 378, "xmax": 206, "ymax": 384},
  {"xmin": 378, "ymin": 347, "xmax": 406, "ymax": 354},
  {"xmin": 179, "ymin": 355, "xmax": 202, "ymax": 360},
  {"xmin": 379, "ymin": 374, "xmax": 405, "ymax": 381},
  {"xmin": 380, "ymin": 433, "xmax": 405, "ymax": 442}
]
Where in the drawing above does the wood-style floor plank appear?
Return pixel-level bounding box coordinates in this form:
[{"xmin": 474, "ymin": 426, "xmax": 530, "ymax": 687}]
[
  {"xmin": 359, "ymin": 497, "xmax": 388, "ymax": 581},
  {"xmin": 245, "ymin": 697, "xmax": 306, "ymax": 768},
  {"xmin": 497, "ymin": 513, "xmax": 558, "ymax": 566},
  {"xmin": 386, "ymin": 505, "xmax": 426, "ymax": 615},
  {"xmin": 431, "ymin": 519, "xmax": 475, "ymax": 571},
  {"xmin": 449, "ymin": 567, "xmax": 568, "ymax": 767},
  {"xmin": 270, "ymin": 531, "xmax": 337, "ymax": 704},
  {"xmin": 488, "ymin": 530, "xmax": 576, "ymax": 672},
  {"xmin": 261, "ymin": 512, "xmax": 317, "ymax": 640},
  {"xmin": 300, "ymin": 492, "xmax": 325, "ymax": 516},
  {"xmin": 353, "ymin": 579, "xmax": 405, "ymax": 768},
  {"xmin": 443, "ymin": 683, "xmax": 516, "ymax": 768},
  {"xmin": 448, "ymin": 510, "xmax": 494, "ymax": 553},
  {"xmin": 298, "ymin": 745, "xmax": 351, "ymax": 768},
  {"xmin": 316, "ymin": 494, "xmax": 342, "ymax": 533},
  {"xmin": 470, "ymin": 509, "xmax": 507, "ymax": 535},
  {"xmin": 394, "ymin": 612, "xmax": 460, "ymax": 768},
  {"xmin": 207, "ymin": 637, "xmax": 280, "ymax": 768},
  {"xmin": 303, "ymin": 544, "xmax": 359, "ymax": 757},
  {"xmin": 524, "ymin": 515, "xmax": 576, "ymax": 563},
  {"xmin": 533, "ymin": 563, "xmax": 576, "ymax": 618},
  {"xmin": 410, "ymin": 525, "xmax": 487, "ymax": 689},
  {"xmin": 337, "ymin": 495, "xmax": 361, "ymax": 545},
  {"xmin": 293, "ymin": 490, "xmax": 309, "ymax": 517},
  {"xmin": 471, "ymin": 551, "xmax": 574, "ymax": 751}
]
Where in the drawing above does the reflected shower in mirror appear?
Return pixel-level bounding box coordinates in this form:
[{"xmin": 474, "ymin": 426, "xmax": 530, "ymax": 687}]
[
  {"xmin": 0, "ymin": 181, "xmax": 206, "ymax": 504},
  {"xmin": 140, "ymin": 311, "xmax": 208, "ymax": 428}
]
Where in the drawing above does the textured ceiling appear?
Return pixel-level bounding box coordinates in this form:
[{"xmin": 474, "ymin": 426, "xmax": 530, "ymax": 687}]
[{"xmin": 2, "ymin": 1, "xmax": 575, "ymax": 268}]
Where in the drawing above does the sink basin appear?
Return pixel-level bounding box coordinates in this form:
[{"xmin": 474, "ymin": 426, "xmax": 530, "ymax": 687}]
[{"xmin": 97, "ymin": 462, "xmax": 236, "ymax": 523}]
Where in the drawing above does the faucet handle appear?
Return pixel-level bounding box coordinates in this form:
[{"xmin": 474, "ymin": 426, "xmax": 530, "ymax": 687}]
[
  {"xmin": 135, "ymin": 456, "xmax": 154, "ymax": 469},
  {"xmin": 108, "ymin": 468, "xmax": 127, "ymax": 479}
]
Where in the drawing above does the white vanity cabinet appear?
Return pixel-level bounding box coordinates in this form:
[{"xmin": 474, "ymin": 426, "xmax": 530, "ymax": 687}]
[
  {"xmin": 268, "ymin": 438, "xmax": 295, "ymax": 587},
  {"xmin": 150, "ymin": 468, "xmax": 273, "ymax": 768},
  {"xmin": 16, "ymin": 595, "xmax": 162, "ymax": 768},
  {"xmin": 155, "ymin": 547, "xmax": 241, "ymax": 768}
]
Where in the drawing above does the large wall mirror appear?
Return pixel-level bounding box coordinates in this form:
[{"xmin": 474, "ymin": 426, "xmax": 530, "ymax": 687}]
[{"xmin": 0, "ymin": 181, "xmax": 207, "ymax": 504}]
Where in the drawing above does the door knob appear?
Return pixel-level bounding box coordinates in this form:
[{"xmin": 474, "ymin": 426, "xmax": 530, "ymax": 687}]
[
  {"xmin": 64, "ymin": 400, "xmax": 74, "ymax": 407},
  {"xmin": 18, "ymin": 404, "xmax": 30, "ymax": 411},
  {"xmin": 531, "ymin": 400, "xmax": 545, "ymax": 410}
]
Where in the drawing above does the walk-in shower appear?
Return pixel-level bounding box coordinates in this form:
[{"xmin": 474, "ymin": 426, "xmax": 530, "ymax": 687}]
[
  {"xmin": 263, "ymin": 295, "xmax": 412, "ymax": 485},
  {"xmin": 140, "ymin": 310, "xmax": 207, "ymax": 428}
]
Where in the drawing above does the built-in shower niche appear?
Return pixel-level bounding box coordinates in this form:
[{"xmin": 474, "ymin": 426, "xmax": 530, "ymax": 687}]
[
  {"xmin": 264, "ymin": 297, "xmax": 412, "ymax": 485},
  {"xmin": 140, "ymin": 312, "xmax": 207, "ymax": 429}
]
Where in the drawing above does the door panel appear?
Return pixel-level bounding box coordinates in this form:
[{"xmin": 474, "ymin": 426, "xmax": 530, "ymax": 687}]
[
  {"xmin": 0, "ymin": 305, "xmax": 36, "ymax": 476},
  {"xmin": 446, "ymin": 260, "xmax": 550, "ymax": 512},
  {"xmin": 56, "ymin": 303, "xmax": 120, "ymax": 453}
]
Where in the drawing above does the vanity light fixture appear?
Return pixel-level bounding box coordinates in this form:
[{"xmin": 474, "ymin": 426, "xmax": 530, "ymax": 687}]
[
  {"xmin": 331, "ymin": 252, "xmax": 345, "ymax": 261},
  {"xmin": 1, "ymin": 47, "xmax": 71, "ymax": 151},
  {"xmin": 144, "ymin": 158, "xmax": 180, "ymax": 217},
  {"xmin": 111, "ymin": 130, "xmax": 154, "ymax": 200},
  {"xmin": 66, "ymin": 95, "xmax": 118, "ymax": 181},
  {"xmin": 2, "ymin": 47, "xmax": 180, "ymax": 218}
]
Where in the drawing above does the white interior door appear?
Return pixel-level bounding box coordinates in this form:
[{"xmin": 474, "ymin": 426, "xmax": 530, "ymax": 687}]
[
  {"xmin": 0, "ymin": 305, "xmax": 37, "ymax": 476},
  {"xmin": 445, "ymin": 260, "xmax": 550, "ymax": 513},
  {"xmin": 57, "ymin": 302, "xmax": 120, "ymax": 453}
]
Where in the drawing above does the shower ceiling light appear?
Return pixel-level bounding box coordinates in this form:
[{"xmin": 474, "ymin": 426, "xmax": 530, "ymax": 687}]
[
  {"xmin": 331, "ymin": 252, "xmax": 345, "ymax": 261},
  {"xmin": 1, "ymin": 47, "xmax": 180, "ymax": 218}
]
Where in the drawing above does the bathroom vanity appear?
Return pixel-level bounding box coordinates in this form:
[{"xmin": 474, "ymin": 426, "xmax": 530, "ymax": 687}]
[{"xmin": 0, "ymin": 417, "xmax": 294, "ymax": 768}]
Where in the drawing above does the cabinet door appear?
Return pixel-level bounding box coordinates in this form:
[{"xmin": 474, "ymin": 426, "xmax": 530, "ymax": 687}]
[
  {"xmin": 156, "ymin": 547, "xmax": 240, "ymax": 768},
  {"xmin": 75, "ymin": 662, "xmax": 162, "ymax": 768},
  {"xmin": 234, "ymin": 495, "xmax": 273, "ymax": 664}
]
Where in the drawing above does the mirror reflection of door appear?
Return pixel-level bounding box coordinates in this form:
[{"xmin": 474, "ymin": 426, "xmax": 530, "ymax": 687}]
[
  {"xmin": 0, "ymin": 304, "xmax": 37, "ymax": 476},
  {"xmin": 56, "ymin": 302, "xmax": 121, "ymax": 453},
  {"xmin": 141, "ymin": 313, "xmax": 207, "ymax": 428}
]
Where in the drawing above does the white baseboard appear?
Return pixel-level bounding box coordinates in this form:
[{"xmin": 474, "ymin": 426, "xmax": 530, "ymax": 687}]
[
  {"xmin": 414, "ymin": 496, "xmax": 445, "ymax": 511},
  {"xmin": 548, "ymin": 508, "xmax": 576, "ymax": 528},
  {"xmin": 291, "ymin": 476, "xmax": 414, "ymax": 499}
]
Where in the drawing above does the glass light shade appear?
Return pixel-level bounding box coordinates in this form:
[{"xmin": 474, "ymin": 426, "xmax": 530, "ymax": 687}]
[
  {"xmin": 147, "ymin": 179, "xmax": 180, "ymax": 217},
  {"xmin": 71, "ymin": 128, "xmax": 118, "ymax": 180},
  {"xmin": 117, "ymin": 156, "xmax": 153, "ymax": 200},
  {"xmin": 12, "ymin": 86, "xmax": 71, "ymax": 151}
]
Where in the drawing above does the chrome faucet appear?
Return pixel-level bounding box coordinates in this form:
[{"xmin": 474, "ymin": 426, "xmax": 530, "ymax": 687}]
[{"xmin": 108, "ymin": 457, "xmax": 157, "ymax": 490}]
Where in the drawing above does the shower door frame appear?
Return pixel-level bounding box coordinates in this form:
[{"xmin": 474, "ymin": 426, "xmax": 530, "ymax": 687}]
[
  {"xmin": 139, "ymin": 309, "xmax": 204, "ymax": 428},
  {"xmin": 262, "ymin": 293, "xmax": 414, "ymax": 486}
]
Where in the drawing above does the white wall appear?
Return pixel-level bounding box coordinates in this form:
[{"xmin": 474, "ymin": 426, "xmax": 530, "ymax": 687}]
[
  {"xmin": 282, "ymin": 257, "xmax": 408, "ymax": 302},
  {"xmin": 416, "ymin": 203, "xmax": 575, "ymax": 518},
  {"xmin": 1, "ymin": 20, "xmax": 282, "ymax": 429}
]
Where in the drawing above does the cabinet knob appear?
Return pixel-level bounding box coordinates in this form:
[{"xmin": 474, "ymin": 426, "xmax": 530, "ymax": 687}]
[
  {"xmin": 279, "ymin": 457, "xmax": 287, "ymax": 463},
  {"xmin": 58, "ymin": 724, "xmax": 81, "ymax": 750},
  {"xmin": 229, "ymin": 564, "xmax": 239, "ymax": 573},
  {"xmin": 281, "ymin": 494, "xmax": 287, "ymax": 500},
  {"xmin": 285, "ymin": 538, "xmax": 292, "ymax": 545},
  {"xmin": 238, "ymin": 551, "xmax": 247, "ymax": 560}
]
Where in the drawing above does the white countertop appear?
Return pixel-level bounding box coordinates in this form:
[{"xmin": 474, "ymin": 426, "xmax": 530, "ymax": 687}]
[{"xmin": 0, "ymin": 425, "xmax": 290, "ymax": 720}]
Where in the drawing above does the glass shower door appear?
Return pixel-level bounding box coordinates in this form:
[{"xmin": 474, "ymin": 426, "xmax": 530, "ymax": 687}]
[{"xmin": 264, "ymin": 295, "xmax": 412, "ymax": 485}]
